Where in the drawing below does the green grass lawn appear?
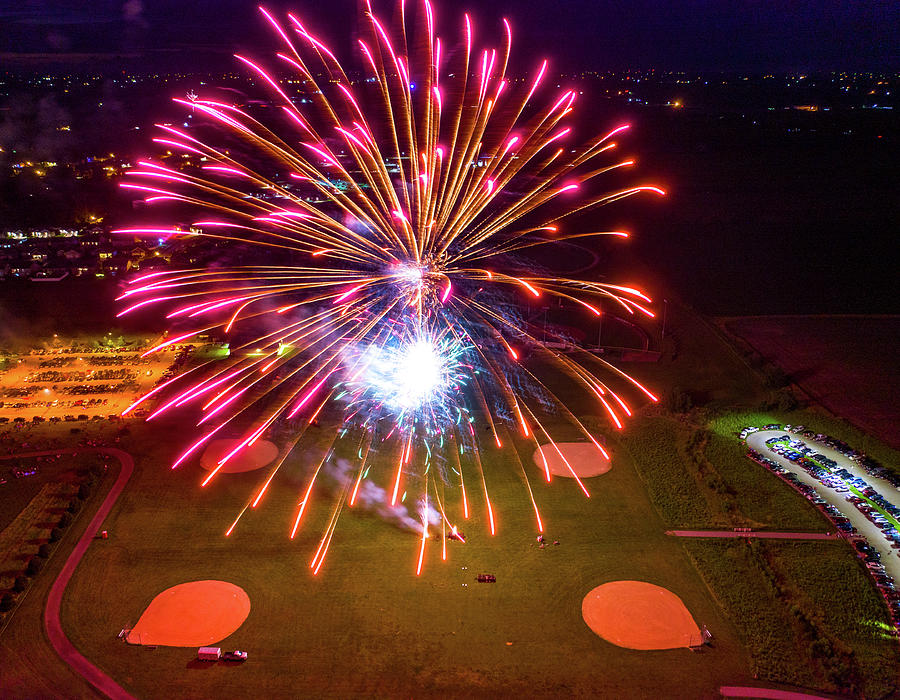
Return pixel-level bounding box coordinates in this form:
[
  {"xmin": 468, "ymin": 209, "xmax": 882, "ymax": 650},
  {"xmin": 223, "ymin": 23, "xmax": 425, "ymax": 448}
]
[
  {"xmin": 59, "ymin": 418, "xmax": 753, "ymax": 698},
  {"xmin": 5, "ymin": 303, "xmax": 898, "ymax": 698}
]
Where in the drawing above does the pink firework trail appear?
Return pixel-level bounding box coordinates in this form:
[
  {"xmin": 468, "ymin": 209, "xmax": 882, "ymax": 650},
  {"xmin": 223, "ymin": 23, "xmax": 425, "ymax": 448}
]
[{"xmin": 119, "ymin": 0, "xmax": 663, "ymax": 576}]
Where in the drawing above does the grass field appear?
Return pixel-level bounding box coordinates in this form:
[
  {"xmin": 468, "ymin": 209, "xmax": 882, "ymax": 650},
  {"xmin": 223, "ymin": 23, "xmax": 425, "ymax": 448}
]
[
  {"xmin": 682, "ymin": 538, "xmax": 900, "ymax": 698},
  {"xmin": 0, "ymin": 457, "xmax": 113, "ymax": 699},
  {"xmin": 3, "ymin": 301, "xmax": 899, "ymax": 697},
  {"xmin": 57, "ymin": 415, "xmax": 753, "ymax": 698}
]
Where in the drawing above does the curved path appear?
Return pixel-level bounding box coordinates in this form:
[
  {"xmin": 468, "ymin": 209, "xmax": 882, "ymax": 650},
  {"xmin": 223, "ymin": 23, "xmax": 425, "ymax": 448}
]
[
  {"xmin": 746, "ymin": 430, "xmax": 900, "ymax": 583},
  {"xmin": 1, "ymin": 448, "xmax": 136, "ymax": 700}
]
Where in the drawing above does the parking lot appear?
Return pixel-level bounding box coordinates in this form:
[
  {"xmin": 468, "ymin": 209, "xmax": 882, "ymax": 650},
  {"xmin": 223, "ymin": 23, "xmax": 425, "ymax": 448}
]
[
  {"xmin": 745, "ymin": 426, "xmax": 900, "ymax": 630},
  {"xmin": 0, "ymin": 343, "xmax": 177, "ymax": 426}
]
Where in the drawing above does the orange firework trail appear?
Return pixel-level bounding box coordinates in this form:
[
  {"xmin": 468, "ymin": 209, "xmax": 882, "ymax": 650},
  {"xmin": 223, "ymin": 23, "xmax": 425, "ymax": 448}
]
[{"xmin": 118, "ymin": 0, "xmax": 662, "ymax": 574}]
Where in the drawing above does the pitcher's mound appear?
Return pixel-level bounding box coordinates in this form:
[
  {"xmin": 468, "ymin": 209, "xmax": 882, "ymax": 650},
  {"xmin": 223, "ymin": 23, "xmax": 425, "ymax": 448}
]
[
  {"xmin": 200, "ymin": 439, "xmax": 278, "ymax": 473},
  {"xmin": 532, "ymin": 442, "xmax": 611, "ymax": 478},
  {"xmin": 126, "ymin": 580, "xmax": 250, "ymax": 646},
  {"xmin": 582, "ymin": 580, "xmax": 700, "ymax": 650}
]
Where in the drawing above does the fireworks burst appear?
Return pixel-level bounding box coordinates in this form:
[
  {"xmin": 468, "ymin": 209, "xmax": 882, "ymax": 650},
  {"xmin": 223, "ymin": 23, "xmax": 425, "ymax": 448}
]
[{"xmin": 117, "ymin": 0, "xmax": 663, "ymax": 574}]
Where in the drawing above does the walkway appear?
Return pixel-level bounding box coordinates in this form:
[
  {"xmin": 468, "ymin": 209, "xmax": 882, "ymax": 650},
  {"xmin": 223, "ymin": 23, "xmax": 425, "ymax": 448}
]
[
  {"xmin": 720, "ymin": 686, "xmax": 830, "ymax": 699},
  {"xmin": 0, "ymin": 448, "xmax": 137, "ymax": 700},
  {"xmin": 668, "ymin": 530, "xmax": 839, "ymax": 540}
]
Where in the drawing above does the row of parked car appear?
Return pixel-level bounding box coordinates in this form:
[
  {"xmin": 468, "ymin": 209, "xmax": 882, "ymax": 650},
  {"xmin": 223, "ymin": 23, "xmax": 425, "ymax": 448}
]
[
  {"xmin": 811, "ymin": 432, "xmax": 900, "ymax": 491},
  {"xmin": 744, "ymin": 424, "xmax": 900, "ymax": 634},
  {"xmin": 765, "ymin": 435, "xmax": 900, "ymax": 545},
  {"xmin": 764, "ymin": 436, "xmax": 850, "ymax": 493},
  {"xmin": 0, "ymin": 413, "xmax": 119, "ymax": 425}
]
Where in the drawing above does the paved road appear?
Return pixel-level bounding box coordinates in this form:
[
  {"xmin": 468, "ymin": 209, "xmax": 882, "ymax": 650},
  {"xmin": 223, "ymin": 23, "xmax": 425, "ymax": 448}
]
[
  {"xmin": 667, "ymin": 530, "xmax": 839, "ymax": 540},
  {"xmin": 1, "ymin": 448, "xmax": 137, "ymax": 700},
  {"xmin": 746, "ymin": 430, "xmax": 900, "ymax": 583},
  {"xmin": 720, "ymin": 686, "xmax": 830, "ymax": 699}
]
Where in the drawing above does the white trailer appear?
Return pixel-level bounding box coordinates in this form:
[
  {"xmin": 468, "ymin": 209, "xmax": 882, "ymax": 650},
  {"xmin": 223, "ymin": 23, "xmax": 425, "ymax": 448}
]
[{"xmin": 197, "ymin": 646, "xmax": 222, "ymax": 661}]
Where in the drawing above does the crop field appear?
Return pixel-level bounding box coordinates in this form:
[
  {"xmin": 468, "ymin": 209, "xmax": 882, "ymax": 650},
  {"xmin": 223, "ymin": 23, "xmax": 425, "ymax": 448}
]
[{"xmin": 724, "ymin": 315, "xmax": 900, "ymax": 450}]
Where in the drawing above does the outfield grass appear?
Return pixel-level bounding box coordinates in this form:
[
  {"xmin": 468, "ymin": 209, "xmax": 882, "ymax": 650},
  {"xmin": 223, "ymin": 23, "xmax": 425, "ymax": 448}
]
[{"xmin": 58, "ymin": 416, "xmax": 753, "ymax": 698}]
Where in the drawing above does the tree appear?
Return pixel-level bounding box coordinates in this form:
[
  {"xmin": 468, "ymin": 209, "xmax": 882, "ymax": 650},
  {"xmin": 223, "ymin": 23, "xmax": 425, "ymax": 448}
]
[
  {"xmin": 776, "ymin": 388, "xmax": 798, "ymax": 411},
  {"xmin": 25, "ymin": 557, "xmax": 44, "ymax": 576},
  {"xmin": 666, "ymin": 386, "xmax": 693, "ymax": 413},
  {"xmin": 0, "ymin": 594, "xmax": 14, "ymax": 612},
  {"xmin": 762, "ymin": 366, "xmax": 789, "ymax": 389},
  {"xmin": 13, "ymin": 575, "xmax": 27, "ymax": 593}
]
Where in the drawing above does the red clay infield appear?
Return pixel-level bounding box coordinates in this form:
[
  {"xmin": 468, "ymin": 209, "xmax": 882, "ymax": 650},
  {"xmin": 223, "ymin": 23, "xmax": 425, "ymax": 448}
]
[
  {"xmin": 200, "ymin": 438, "xmax": 278, "ymax": 473},
  {"xmin": 126, "ymin": 580, "xmax": 250, "ymax": 646},
  {"xmin": 532, "ymin": 442, "xmax": 612, "ymax": 478},
  {"xmin": 582, "ymin": 580, "xmax": 701, "ymax": 650}
]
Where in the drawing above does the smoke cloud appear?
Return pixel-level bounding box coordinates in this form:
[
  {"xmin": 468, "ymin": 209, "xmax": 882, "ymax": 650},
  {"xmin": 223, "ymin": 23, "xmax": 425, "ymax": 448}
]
[{"xmin": 326, "ymin": 456, "xmax": 442, "ymax": 535}]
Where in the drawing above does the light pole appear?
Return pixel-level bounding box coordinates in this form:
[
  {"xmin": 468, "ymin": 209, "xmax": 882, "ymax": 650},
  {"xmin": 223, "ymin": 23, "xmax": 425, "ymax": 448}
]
[{"xmin": 661, "ymin": 299, "xmax": 668, "ymax": 341}]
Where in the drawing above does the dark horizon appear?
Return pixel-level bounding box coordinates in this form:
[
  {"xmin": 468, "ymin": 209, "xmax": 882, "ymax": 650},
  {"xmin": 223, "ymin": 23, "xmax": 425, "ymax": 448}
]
[{"xmin": 1, "ymin": 1, "xmax": 898, "ymax": 74}]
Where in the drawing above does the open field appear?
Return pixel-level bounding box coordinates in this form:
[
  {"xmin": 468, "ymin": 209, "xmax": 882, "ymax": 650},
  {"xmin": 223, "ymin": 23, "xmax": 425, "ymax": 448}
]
[
  {"xmin": 2, "ymin": 302, "xmax": 899, "ymax": 697},
  {"xmin": 0, "ymin": 451, "xmax": 114, "ymax": 699},
  {"xmin": 723, "ymin": 315, "xmax": 900, "ymax": 450},
  {"xmin": 683, "ymin": 538, "xmax": 900, "ymax": 698},
  {"xmin": 56, "ymin": 415, "xmax": 754, "ymax": 699}
]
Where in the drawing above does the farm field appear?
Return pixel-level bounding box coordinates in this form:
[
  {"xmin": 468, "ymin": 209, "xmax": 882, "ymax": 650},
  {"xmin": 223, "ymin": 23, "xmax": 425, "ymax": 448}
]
[{"xmin": 723, "ymin": 315, "xmax": 900, "ymax": 450}]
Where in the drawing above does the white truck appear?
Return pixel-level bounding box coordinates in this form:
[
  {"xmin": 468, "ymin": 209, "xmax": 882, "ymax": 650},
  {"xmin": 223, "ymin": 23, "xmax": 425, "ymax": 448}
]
[{"xmin": 197, "ymin": 646, "xmax": 222, "ymax": 661}]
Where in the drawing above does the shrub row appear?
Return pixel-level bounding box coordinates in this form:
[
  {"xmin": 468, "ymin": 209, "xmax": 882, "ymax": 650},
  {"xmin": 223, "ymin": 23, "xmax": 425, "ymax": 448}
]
[
  {"xmin": 0, "ymin": 462, "xmax": 105, "ymax": 620},
  {"xmin": 621, "ymin": 417, "xmax": 725, "ymax": 528},
  {"xmin": 746, "ymin": 539, "xmax": 860, "ymax": 693}
]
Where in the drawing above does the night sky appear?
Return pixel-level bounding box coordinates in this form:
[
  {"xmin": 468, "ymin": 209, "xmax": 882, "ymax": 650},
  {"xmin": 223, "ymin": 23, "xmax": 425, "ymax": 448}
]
[{"xmin": 1, "ymin": 0, "xmax": 898, "ymax": 72}]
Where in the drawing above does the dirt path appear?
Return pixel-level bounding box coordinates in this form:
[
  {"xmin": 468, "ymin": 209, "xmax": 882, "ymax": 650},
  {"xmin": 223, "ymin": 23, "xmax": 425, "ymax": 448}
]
[
  {"xmin": 667, "ymin": 530, "xmax": 839, "ymax": 540},
  {"xmin": 0, "ymin": 448, "xmax": 136, "ymax": 700}
]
